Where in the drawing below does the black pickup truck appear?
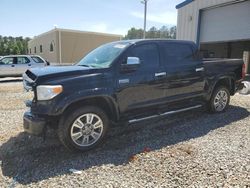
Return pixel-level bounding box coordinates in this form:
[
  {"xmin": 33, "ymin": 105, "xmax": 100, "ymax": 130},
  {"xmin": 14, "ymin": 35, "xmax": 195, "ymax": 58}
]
[{"xmin": 23, "ymin": 39, "xmax": 245, "ymax": 151}]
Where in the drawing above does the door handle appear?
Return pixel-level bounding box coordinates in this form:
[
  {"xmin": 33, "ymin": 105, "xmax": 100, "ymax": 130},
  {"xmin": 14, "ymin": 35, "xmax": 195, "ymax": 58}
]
[
  {"xmin": 155, "ymin": 72, "xmax": 166, "ymax": 77},
  {"xmin": 11, "ymin": 65, "xmax": 15, "ymax": 67},
  {"xmin": 28, "ymin": 64, "xmax": 31, "ymax": 66},
  {"xmin": 196, "ymin": 67, "xmax": 204, "ymax": 72}
]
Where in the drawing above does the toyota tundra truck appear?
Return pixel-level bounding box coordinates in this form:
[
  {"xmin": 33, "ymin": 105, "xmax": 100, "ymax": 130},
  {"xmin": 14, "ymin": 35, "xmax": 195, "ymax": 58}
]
[{"xmin": 22, "ymin": 39, "xmax": 245, "ymax": 152}]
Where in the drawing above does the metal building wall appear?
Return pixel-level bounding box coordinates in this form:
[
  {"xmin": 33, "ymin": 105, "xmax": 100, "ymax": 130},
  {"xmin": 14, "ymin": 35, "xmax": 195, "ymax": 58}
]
[
  {"xmin": 177, "ymin": 0, "xmax": 236, "ymax": 42},
  {"xmin": 28, "ymin": 29, "xmax": 60, "ymax": 63},
  {"xmin": 28, "ymin": 29, "xmax": 122, "ymax": 65},
  {"xmin": 60, "ymin": 29, "xmax": 122, "ymax": 64}
]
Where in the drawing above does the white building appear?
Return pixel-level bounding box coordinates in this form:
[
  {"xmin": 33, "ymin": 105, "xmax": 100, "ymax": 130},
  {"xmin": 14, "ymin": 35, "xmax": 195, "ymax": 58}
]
[{"xmin": 176, "ymin": 0, "xmax": 250, "ymax": 59}]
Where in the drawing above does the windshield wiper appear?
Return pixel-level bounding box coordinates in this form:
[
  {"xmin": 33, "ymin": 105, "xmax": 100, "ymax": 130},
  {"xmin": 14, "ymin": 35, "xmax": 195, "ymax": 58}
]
[{"xmin": 78, "ymin": 64, "xmax": 92, "ymax": 68}]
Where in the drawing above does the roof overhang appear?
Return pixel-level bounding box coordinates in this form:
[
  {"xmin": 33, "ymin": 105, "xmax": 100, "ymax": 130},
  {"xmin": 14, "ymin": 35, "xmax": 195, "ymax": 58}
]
[{"xmin": 176, "ymin": 0, "xmax": 194, "ymax": 9}]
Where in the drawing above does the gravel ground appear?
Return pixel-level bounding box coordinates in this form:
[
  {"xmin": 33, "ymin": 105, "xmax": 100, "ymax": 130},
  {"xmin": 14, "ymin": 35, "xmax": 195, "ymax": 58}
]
[{"xmin": 0, "ymin": 79, "xmax": 249, "ymax": 188}]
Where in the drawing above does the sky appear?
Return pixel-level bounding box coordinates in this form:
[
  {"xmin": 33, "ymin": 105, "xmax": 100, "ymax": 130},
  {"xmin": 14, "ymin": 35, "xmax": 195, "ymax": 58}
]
[{"xmin": 0, "ymin": 0, "xmax": 184, "ymax": 38}]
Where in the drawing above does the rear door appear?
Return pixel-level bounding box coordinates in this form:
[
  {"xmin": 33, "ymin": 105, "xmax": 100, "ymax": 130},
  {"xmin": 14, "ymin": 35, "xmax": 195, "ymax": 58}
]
[
  {"xmin": 15, "ymin": 56, "xmax": 31, "ymax": 75},
  {"xmin": 116, "ymin": 43, "xmax": 166, "ymax": 115},
  {"xmin": 162, "ymin": 42, "xmax": 205, "ymax": 102},
  {"xmin": 0, "ymin": 57, "xmax": 16, "ymax": 76}
]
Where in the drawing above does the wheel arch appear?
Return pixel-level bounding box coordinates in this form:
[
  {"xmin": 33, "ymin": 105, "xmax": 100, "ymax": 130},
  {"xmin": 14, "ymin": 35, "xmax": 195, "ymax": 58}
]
[
  {"xmin": 208, "ymin": 76, "xmax": 235, "ymax": 100},
  {"xmin": 62, "ymin": 96, "xmax": 120, "ymax": 124}
]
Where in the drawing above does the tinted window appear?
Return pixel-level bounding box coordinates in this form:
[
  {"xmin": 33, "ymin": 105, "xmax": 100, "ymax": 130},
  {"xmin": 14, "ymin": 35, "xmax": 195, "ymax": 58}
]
[
  {"xmin": 17, "ymin": 57, "xmax": 30, "ymax": 64},
  {"xmin": 131, "ymin": 44, "xmax": 159, "ymax": 69},
  {"xmin": 0, "ymin": 57, "xmax": 14, "ymax": 65},
  {"xmin": 163, "ymin": 43, "xmax": 194, "ymax": 63}
]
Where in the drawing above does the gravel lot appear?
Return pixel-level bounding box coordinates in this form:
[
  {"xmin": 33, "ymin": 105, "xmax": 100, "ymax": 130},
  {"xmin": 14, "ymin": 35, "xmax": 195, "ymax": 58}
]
[{"xmin": 0, "ymin": 79, "xmax": 249, "ymax": 187}]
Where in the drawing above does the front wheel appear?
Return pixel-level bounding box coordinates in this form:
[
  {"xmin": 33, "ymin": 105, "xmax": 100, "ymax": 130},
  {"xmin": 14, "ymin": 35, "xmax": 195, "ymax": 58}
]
[
  {"xmin": 208, "ymin": 86, "xmax": 230, "ymax": 113},
  {"xmin": 58, "ymin": 106, "xmax": 109, "ymax": 152}
]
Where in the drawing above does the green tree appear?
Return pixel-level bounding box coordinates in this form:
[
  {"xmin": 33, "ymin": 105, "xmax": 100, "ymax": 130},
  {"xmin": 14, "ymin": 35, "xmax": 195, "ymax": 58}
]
[
  {"xmin": 124, "ymin": 25, "xmax": 176, "ymax": 40},
  {"xmin": 0, "ymin": 36, "xmax": 30, "ymax": 55}
]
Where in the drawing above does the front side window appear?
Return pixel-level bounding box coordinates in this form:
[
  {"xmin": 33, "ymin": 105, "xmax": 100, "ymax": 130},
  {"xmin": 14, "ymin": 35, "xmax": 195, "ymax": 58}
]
[
  {"xmin": 17, "ymin": 57, "xmax": 30, "ymax": 64},
  {"xmin": 130, "ymin": 44, "xmax": 160, "ymax": 69},
  {"xmin": 77, "ymin": 42, "xmax": 129, "ymax": 68},
  {"xmin": 0, "ymin": 57, "xmax": 14, "ymax": 65}
]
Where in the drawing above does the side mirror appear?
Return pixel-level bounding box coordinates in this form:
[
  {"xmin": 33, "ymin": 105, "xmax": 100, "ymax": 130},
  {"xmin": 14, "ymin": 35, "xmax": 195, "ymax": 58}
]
[
  {"xmin": 46, "ymin": 60, "xmax": 50, "ymax": 66},
  {"xmin": 121, "ymin": 57, "xmax": 140, "ymax": 73}
]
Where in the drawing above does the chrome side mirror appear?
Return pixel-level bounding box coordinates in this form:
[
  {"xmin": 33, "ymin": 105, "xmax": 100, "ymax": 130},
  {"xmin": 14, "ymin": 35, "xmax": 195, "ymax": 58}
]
[
  {"xmin": 121, "ymin": 57, "xmax": 141, "ymax": 73},
  {"xmin": 127, "ymin": 57, "xmax": 140, "ymax": 65}
]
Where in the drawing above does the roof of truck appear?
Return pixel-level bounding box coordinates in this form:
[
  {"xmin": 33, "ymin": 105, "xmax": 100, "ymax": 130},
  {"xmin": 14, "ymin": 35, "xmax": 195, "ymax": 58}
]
[{"xmin": 112, "ymin": 39, "xmax": 196, "ymax": 46}]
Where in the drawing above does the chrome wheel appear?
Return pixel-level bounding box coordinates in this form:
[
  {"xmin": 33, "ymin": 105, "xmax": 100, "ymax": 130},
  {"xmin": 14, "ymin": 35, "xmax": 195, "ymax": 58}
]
[
  {"xmin": 70, "ymin": 113, "xmax": 104, "ymax": 147},
  {"xmin": 214, "ymin": 90, "xmax": 228, "ymax": 112}
]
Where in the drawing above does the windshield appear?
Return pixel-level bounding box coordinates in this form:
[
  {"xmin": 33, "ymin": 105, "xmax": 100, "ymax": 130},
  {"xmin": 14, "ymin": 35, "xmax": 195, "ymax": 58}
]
[{"xmin": 77, "ymin": 42, "xmax": 129, "ymax": 68}]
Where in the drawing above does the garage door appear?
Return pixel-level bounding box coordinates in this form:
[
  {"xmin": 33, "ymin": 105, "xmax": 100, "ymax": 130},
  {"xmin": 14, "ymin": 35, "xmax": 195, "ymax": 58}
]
[{"xmin": 200, "ymin": 0, "xmax": 250, "ymax": 43}]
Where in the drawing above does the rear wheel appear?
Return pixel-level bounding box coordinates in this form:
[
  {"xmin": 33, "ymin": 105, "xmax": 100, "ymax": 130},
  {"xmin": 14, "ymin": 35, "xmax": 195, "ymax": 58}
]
[
  {"xmin": 208, "ymin": 86, "xmax": 230, "ymax": 113},
  {"xmin": 58, "ymin": 106, "xmax": 109, "ymax": 152}
]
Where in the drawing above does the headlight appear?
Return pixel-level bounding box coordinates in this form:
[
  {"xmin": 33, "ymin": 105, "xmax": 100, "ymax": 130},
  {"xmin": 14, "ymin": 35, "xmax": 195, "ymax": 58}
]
[{"xmin": 36, "ymin": 85, "xmax": 63, "ymax": 101}]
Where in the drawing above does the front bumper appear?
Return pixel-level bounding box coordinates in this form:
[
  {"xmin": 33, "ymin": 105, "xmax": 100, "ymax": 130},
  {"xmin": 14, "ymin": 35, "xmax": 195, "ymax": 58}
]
[{"xmin": 23, "ymin": 111, "xmax": 46, "ymax": 136}]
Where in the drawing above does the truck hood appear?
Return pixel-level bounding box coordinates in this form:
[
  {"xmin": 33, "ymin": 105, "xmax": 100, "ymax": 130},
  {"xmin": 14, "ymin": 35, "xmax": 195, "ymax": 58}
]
[{"xmin": 23, "ymin": 65, "xmax": 96, "ymax": 85}]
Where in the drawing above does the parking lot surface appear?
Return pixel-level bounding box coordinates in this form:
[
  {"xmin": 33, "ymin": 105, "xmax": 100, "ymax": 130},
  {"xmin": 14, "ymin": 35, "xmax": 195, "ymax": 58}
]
[{"xmin": 0, "ymin": 79, "xmax": 249, "ymax": 187}]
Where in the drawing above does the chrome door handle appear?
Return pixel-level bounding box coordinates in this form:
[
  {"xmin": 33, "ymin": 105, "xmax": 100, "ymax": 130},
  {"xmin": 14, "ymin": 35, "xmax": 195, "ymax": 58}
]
[
  {"xmin": 155, "ymin": 72, "xmax": 166, "ymax": 77},
  {"xmin": 196, "ymin": 67, "xmax": 204, "ymax": 72}
]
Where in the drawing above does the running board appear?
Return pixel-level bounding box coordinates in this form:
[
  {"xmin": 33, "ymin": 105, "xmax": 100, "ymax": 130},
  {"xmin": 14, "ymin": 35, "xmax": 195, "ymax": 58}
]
[{"xmin": 128, "ymin": 105, "xmax": 202, "ymax": 124}]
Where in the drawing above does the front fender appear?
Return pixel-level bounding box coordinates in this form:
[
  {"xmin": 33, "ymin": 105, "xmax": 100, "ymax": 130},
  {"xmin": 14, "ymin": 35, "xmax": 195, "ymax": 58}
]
[{"xmin": 55, "ymin": 87, "xmax": 120, "ymax": 120}]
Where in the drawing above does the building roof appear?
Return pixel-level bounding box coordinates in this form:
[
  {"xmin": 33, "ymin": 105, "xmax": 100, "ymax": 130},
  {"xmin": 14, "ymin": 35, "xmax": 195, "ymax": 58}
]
[
  {"xmin": 176, "ymin": 0, "xmax": 194, "ymax": 9},
  {"xmin": 31, "ymin": 28, "xmax": 123, "ymax": 41}
]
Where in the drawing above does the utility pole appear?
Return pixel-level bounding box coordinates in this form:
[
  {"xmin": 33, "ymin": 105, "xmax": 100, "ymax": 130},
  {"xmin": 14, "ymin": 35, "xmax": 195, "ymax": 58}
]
[{"xmin": 141, "ymin": 0, "xmax": 148, "ymax": 39}]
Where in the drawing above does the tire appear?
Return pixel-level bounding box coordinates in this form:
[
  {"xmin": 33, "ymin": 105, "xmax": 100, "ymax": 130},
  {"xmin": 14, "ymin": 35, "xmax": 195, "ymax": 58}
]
[
  {"xmin": 208, "ymin": 86, "xmax": 230, "ymax": 113},
  {"xmin": 239, "ymin": 81, "xmax": 250, "ymax": 95},
  {"xmin": 58, "ymin": 106, "xmax": 109, "ymax": 152}
]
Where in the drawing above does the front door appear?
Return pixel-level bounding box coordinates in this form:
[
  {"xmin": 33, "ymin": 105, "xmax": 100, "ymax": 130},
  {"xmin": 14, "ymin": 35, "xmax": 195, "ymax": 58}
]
[
  {"xmin": 115, "ymin": 43, "xmax": 166, "ymax": 116},
  {"xmin": 0, "ymin": 57, "xmax": 16, "ymax": 76}
]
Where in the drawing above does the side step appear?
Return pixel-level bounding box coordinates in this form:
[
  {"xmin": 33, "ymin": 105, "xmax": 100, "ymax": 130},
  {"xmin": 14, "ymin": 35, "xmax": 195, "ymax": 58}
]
[{"xmin": 128, "ymin": 105, "xmax": 202, "ymax": 124}]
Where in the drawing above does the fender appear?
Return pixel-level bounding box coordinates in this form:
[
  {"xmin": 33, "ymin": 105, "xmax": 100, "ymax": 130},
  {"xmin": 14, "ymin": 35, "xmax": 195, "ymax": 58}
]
[
  {"xmin": 206, "ymin": 73, "xmax": 236, "ymax": 100},
  {"xmin": 55, "ymin": 87, "xmax": 120, "ymax": 121}
]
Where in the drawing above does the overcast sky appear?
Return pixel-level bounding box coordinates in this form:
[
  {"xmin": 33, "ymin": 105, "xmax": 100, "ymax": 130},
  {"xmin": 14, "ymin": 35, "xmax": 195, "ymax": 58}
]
[{"xmin": 0, "ymin": 0, "xmax": 183, "ymax": 37}]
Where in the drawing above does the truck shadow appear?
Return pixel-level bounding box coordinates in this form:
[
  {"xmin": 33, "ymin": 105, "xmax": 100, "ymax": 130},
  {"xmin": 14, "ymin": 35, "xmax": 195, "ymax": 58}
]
[
  {"xmin": 0, "ymin": 105, "xmax": 249, "ymax": 185},
  {"xmin": 0, "ymin": 77, "xmax": 22, "ymax": 83}
]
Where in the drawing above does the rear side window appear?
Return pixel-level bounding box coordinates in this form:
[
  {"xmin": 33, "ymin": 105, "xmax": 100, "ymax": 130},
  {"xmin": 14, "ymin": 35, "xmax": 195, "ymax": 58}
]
[
  {"xmin": 32, "ymin": 56, "xmax": 44, "ymax": 63},
  {"xmin": 163, "ymin": 43, "xmax": 194, "ymax": 63},
  {"xmin": 131, "ymin": 44, "xmax": 159, "ymax": 69},
  {"xmin": 17, "ymin": 57, "xmax": 30, "ymax": 64}
]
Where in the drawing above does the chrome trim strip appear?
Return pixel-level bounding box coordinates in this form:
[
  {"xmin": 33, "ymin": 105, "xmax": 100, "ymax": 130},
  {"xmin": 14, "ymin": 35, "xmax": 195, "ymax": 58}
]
[
  {"xmin": 128, "ymin": 105, "xmax": 202, "ymax": 124},
  {"xmin": 195, "ymin": 67, "xmax": 204, "ymax": 72},
  {"xmin": 155, "ymin": 72, "xmax": 166, "ymax": 77},
  {"xmin": 129, "ymin": 115, "xmax": 158, "ymax": 124}
]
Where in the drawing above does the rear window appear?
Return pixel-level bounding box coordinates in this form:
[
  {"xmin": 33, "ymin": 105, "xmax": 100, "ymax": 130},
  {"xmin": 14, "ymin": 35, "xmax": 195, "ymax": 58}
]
[{"xmin": 32, "ymin": 56, "xmax": 44, "ymax": 63}]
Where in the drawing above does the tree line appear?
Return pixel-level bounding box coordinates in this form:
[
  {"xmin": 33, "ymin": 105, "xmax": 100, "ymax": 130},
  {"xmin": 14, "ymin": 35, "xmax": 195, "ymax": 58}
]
[
  {"xmin": 0, "ymin": 25, "xmax": 176, "ymax": 55},
  {"xmin": 124, "ymin": 26, "xmax": 176, "ymax": 40},
  {"xmin": 0, "ymin": 36, "xmax": 31, "ymax": 56}
]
